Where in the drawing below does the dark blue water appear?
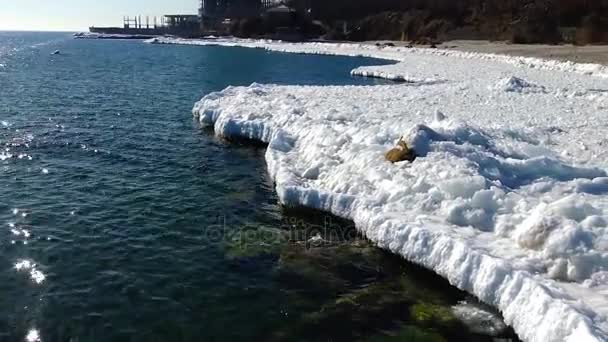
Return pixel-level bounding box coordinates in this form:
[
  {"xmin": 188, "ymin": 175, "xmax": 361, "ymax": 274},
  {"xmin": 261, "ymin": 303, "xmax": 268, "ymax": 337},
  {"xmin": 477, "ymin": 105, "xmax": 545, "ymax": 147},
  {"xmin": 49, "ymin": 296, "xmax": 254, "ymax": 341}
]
[{"xmin": 0, "ymin": 32, "xmax": 518, "ymax": 342}]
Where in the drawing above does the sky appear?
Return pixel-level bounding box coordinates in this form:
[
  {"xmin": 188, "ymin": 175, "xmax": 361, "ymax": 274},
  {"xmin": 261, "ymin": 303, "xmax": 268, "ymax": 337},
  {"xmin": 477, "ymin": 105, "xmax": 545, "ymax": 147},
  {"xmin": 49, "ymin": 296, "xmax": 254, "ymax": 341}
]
[{"xmin": 0, "ymin": 0, "xmax": 199, "ymax": 32}]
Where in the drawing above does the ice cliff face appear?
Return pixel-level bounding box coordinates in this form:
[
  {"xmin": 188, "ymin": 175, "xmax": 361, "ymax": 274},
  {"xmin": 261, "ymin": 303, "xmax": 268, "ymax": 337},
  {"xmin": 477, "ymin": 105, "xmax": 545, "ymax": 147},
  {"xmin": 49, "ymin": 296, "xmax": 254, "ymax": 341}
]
[{"xmin": 153, "ymin": 37, "xmax": 608, "ymax": 342}]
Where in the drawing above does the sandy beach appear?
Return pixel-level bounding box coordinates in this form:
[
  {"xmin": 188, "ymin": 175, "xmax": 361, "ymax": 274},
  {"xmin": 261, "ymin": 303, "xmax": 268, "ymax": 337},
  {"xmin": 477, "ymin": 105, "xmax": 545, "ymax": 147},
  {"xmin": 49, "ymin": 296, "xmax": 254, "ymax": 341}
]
[
  {"xmin": 367, "ymin": 39, "xmax": 608, "ymax": 65},
  {"xmin": 442, "ymin": 40, "xmax": 608, "ymax": 65}
]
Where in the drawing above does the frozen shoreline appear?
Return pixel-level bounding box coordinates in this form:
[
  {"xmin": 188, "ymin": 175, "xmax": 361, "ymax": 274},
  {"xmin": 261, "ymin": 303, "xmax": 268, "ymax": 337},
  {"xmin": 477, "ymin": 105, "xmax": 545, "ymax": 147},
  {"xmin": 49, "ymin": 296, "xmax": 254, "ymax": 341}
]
[
  {"xmin": 150, "ymin": 37, "xmax": 608, "ymax": 342},
  {"xmin": 146, "ymin": 37, "xmax": 608, "ymax": 79},
  {"xmin": 361, "ymin": 40, "xmax": 608, "ymax": 66}
]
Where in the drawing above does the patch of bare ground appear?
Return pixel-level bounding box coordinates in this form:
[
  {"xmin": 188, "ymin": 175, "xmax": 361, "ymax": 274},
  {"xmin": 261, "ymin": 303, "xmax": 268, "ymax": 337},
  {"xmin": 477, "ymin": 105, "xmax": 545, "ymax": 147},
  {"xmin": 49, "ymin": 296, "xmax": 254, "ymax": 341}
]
[{"xmin": 441, "ymin": 40, "xmax": 608, "ymax": 65}]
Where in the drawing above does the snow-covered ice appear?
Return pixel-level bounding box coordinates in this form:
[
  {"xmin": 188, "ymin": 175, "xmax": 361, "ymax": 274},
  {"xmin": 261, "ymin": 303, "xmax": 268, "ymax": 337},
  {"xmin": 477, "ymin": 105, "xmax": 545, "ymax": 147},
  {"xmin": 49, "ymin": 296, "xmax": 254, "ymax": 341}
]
[{"xmin": 153, "ymin": 37, "xmax": 608, "ymax": 342}]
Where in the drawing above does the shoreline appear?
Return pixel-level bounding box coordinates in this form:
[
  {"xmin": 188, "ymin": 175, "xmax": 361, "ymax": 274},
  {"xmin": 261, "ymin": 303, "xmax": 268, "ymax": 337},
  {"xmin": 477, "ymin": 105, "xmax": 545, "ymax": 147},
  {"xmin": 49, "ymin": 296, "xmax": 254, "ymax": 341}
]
[
  {"xmin": 80, "ymin": 31, "xmax": 608, "ymax": 65},
  {"xmin": 146, "ymin": 37, "xmax": 608, "ymax": 80},
  {"xmin": 149, "ymin": 37, "xmax": 608, "ymax": 342},
  {"xmin": 79, "ymin": 31, "xmax": 608, "ymax": 66}
]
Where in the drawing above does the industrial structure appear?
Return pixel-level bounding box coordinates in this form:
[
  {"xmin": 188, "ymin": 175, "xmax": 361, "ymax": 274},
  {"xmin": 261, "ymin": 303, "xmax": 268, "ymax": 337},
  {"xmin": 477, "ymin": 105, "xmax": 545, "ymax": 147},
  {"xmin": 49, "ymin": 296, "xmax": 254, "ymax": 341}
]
[
  {"xmin": 199, "ymin": 0, "xmax": 276, "ymax": 31},
  {"xmin": 89, "ymin": 0, "xmax": 311, "ymax": 37},
  {"xmin": 90, "ymin": 14, "xmax": 200, "ymax": 36}
]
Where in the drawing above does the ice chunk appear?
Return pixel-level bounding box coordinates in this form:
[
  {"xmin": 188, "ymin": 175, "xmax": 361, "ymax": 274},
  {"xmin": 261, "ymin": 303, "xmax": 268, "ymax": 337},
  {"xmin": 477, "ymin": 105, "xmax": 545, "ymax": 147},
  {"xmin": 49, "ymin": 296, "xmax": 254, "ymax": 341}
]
[{"xmin": 493, "ymin": 76, "xmax": 547, "ymax": 93}]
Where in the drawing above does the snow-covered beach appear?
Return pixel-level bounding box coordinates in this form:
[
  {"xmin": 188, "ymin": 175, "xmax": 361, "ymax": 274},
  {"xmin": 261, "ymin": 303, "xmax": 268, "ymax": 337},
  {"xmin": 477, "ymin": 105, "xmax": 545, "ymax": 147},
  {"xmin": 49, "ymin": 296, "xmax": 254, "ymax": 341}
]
[{"xmin": 149, "ymin": 37, "xmax": 608, "ymax": 342}]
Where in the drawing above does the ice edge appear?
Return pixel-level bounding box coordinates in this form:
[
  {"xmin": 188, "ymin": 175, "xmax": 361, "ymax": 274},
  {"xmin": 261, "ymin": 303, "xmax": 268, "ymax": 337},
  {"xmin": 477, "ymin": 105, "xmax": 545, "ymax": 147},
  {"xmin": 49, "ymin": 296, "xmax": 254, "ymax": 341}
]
[{"xmin": 147, "ymin": 37, "xmax": 608, "ymax": 80}]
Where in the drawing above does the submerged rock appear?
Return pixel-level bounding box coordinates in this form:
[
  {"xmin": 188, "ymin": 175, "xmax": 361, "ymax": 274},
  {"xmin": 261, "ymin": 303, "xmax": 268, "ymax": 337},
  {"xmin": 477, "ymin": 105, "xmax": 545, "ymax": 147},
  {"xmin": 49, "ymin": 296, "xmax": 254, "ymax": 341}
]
[
  {"xmin": 365, "ymin": 325, "xmax": 446, "ymax": 342},
  {"xmin": 223, "ymin": 225, "xmax": 287, "ymax": 261},
  {"xmin": 219, "ymin": 206, "xmax": 517, "ymax": 341},
  {"xmin": 276, "ymin": 239, "xmax": 386, "ymax": 296},
  {"xmin": 451, "ymin": 300, "xmax": 509, "ymax": 337},
  {"xmin": 410, "ymin": 303, "xmax": 457, "ymax": 326},
  {"xmin": 272, "ymin": 234, "xmax": 514, "ymax": 341}
]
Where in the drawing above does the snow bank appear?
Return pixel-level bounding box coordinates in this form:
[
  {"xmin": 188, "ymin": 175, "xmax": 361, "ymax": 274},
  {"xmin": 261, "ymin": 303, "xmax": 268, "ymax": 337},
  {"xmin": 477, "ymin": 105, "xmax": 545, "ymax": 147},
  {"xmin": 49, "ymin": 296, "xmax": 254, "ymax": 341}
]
[
  {"xmin": 147, "ymin": 37, "xmax": 608, "ymax": 79},
  {"xmin": 74, "ymin": 32, "xmax": 157, "ymax": 40},
  {"xmin": 182, "ymin": 38, "xmax": 608, "ymax": 341}
]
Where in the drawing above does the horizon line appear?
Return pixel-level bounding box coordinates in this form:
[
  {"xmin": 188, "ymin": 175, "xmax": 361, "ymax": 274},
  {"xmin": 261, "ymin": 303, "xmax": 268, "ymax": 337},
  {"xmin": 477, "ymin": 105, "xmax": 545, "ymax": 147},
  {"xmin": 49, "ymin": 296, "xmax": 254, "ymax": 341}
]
[{"xmin": 0, "ymin": 28, "xmax": 85, "ymax": 33}]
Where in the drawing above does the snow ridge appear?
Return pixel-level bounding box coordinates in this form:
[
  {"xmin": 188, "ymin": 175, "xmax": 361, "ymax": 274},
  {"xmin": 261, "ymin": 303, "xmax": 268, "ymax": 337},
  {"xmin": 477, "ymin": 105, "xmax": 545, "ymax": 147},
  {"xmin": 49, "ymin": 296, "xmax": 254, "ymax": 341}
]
[
  {"xmin": 147, "ymin": 37, "xmax": 608, "ymax": 79},
  {"xmin": 181, "ymin": 38, "xmax": 608, "ymax": 341}
]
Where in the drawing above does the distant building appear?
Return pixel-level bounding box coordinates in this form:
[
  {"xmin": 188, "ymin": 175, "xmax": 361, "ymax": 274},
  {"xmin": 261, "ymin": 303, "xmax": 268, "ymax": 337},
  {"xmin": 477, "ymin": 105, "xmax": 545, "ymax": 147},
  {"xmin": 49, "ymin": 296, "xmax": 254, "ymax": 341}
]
[
  {"xmin": 164, "ymin": 15, "xmax": 200, "ymax": 30},
  {"xmin": 91, "ymin": 13, "xmax": 200, "ymax": 37},
  {"xmin": 263, "ymin": 4, "xmax": 297, "ymax": 27},
  {"xmin": 200, "ymin": 0, "xmax": 275, "ymax": 31},
  {"xmin": 161, "ymin": 14, "xmax": 200, "ymax": 35}
]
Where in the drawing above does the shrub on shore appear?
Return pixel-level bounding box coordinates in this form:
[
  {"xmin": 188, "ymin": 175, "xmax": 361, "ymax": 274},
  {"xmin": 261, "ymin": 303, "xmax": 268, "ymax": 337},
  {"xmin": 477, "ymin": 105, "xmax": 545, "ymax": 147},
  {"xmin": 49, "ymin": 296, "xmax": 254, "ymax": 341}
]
[{"xmin": 288, "ymin": 0, "xmax": 608, "ymax": 44}]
